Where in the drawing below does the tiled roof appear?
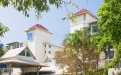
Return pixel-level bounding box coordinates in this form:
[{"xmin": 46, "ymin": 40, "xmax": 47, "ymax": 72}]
[
  {"xmin": 75, "ymin": 8, "xmax": 88, "ymax": 15},
  {"xmin": 29, "ymin": 24, "xmax": 49, "ymax": 31}
]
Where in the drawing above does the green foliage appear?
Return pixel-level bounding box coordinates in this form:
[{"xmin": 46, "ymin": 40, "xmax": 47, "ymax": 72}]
[
  {"xmin": 95, "ymin": 0, "xmax": 121, "ymax": 75},
  {"xmin": 0, "ymin": 23, "xmax": 9, "ymax": 37},
  {"xmin": 54, "ymin": 29, "xmax": 99, "ymax": 74},
  {"xmin": 0, "ymin": 0, "xmax": 78, "ymax": 20},
  {"xmin": 0, "ymin": 0, "xmax": 64, "ymax": 19}
]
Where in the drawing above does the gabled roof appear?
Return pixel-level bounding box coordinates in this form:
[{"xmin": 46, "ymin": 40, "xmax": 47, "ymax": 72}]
[
  {"xmin": 75, "ymin": 8, "xmax": 98, "ymax": 20},
  {"xmin": 29, "ymin": 24, "xmax": 49, "ymax": 31},
  {"xmin": 1, "ymin": 46, "xmax": 36, "ymax": 59},
  {"xmin": 75, "ymin": 8, "xmax": 88, "ymax": 15}
]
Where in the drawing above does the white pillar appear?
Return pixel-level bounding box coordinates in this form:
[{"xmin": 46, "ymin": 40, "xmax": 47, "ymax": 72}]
[
  {"xmin": 8, "ymin": 63, "xmax": 11, "ymax": 75},
  {"xmin": 37, "ymin": 66, "xmax": 39, "ymax": 75}
]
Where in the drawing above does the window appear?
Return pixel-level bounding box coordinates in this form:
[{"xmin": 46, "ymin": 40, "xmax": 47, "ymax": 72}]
[
  {"xmin": 20, "ymin": 43, "xmax": 23, "ymax": 47},
  {"xmin": 44, "ymin": 58, "xmax": 52, "ymax": 63},
  {"xmin": 7, "ymin": 46, "xmax": 10, "ymax": 50},
  {"xmin": 19, "ymin": 51, "xmax": 25, "ymax": 56},
  {"xmin": 83, "ymin": 13, "xmax": 86, "ymax": 21},
  {"xmin": 92, "ymin": 26, "xmax": 98, "ymax": 33},
  {"xmin": 12, "ymin": 45, "xmax": 16, "ymax": 49},
  {"xmin": 26, "ymin": 51, "xmax": 31, "ymax": 57},
  {"xmin": 49, "ymin": 45, "xmax": 51, "ymax": 48},
  {"xmin": 118, "ymin": 60, "xmax": 121, "ymax": 68},
  {"xmin": 48, "ymin": 51, "xmax": 51, "ymax": 54},
  {"xmin": 110, "ymin": 51, "xmax": 114, "ymax": 58},
  {"xmin": 28, "ymin": 33, "xmax": 33, "ymax": 40},
  {"xmin": 87, "ymin": 28, "xmax": 91, "ymax": 34},
  {"xmin": 16, "ymin": 44, "xmax": 19, "ymax": 48},
  {"xmin": 106, "ymin": 51, "xmax": 115, "ymax": 58}
]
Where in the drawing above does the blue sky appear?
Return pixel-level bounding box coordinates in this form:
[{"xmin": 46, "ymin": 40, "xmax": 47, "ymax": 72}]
[{"xmin": 0, "ymin": 0, "xmax": 103, "ymax": 46}]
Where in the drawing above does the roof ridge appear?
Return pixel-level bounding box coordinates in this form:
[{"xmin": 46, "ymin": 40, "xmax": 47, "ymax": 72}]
[{"xmin": 29, "ymin": 24, "xmax": 49, "ymax": 31}]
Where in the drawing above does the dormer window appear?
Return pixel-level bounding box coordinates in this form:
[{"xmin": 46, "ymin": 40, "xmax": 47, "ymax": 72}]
[
  {"xmin": 19, "ymin": 51, "xmax": 25, "ymax": 56},
  {"xmin": 26, "ymin": 51, "xmax": 31, "ymax": 57},
  {"xmin": 19, "ymin": 50, "xmax": 32, "ymax": 57}
]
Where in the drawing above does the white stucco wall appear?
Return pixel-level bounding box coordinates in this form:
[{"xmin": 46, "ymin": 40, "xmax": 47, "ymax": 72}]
[
  {"xmin": 75, "ymin": 15, "xmax": 84, "ymax": 23},
  {"xmin": 27, "ymin": 30, "xmax": 36, "ymax": 56},
  {"xmin": 35, "ymin": 29, "xmax": 51, "ymax": 63},
  {"xmin": 27, "ymin": 28, "xmax": 51, "ymax": 63},
  {"xmin": 45, "ymin": 44, "xmax": 62, "ymax": 56},
  {"xmin": 86, "ymin": 13, "xmax": 97, "ymax": 23},
  {"xmin": 70, "ymin": 13, "xmax": 98, "ymax": 33},
  {"xmin": 108, "ymin": 68, "xmax": 121, "ymax": 75},
  {"xmin": 70, "ymin": 22, "xmax": 86, "ymax": 33}
]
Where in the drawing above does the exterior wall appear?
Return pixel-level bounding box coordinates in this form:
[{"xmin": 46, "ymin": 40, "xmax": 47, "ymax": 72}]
[
  {"xmin": 70, "ymin": 13, "xmax": 98, "ymax": 33},
  {"xmin": 86, "ymin": 13, "xmax": 97, "ymax": 23},
  {"xmin": 70, "ymin": 21, "xmax": 87, "ymax": 33},
  {"xmin": 34, "ymin": 29, "xmax": 51, "ymax": 63},
  {"xmin": 108, "ymin": 68, "xmax": 121, "ymax": 75},
  {"xmin": 45, "ymin": 44, "xmax": 62, "ymax": 56},
  {"xmin": 27, "ymin": 29, "xmax": 36, "ymax": 56},
  {"xmin": 75, "ymin": 15, "xmax": 84, "ymax": 23}
]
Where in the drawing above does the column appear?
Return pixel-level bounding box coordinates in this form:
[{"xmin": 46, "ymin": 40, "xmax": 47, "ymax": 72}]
[
  {"xmin": 37, "ymin": 66, "xmax": 39, "ymax": 75},
  {"xmin": 8, "ymin": 63, "xmax": 11, "ymax": 75}
]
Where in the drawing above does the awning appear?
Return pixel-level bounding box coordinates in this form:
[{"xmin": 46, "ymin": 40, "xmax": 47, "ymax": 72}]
[{"xmin": 0, "ymin": 59, "xmax": 47, "ymax": 67}]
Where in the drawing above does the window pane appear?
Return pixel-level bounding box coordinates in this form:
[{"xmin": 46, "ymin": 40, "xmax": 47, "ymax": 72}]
[
  {"xmin": 110, "ymin": 51, "xmax": 114, "ymax": 58},
  {"xmin": 83, "ymin": 14, "xmax": 86, "ymax": 21},
  {"xmin": 13, "ymin": 45, "xmax": 16, "ymax": 49},
  {"xmin": 20, "ymin": 43, "xmax": 23, "ymax": 47},
  {"xmin": 44, "ymin": 58, "xmax": 52, "ymax": 63},
  {"xmin": 19, "ymin": 51, "xmax": 25, "ymax": 56},
  {"xmin": 49, "ymin": 45, "xmax": 51, "ymax": 48},
  {"xmin": 26, "ymin": 51, "xmax": 31, "ymax": 57},
  {"xmin": 48, "ymin": 51, "xmax": 51, "ymax": 54},
  {"xmin": 28, "ymin": 33, "xmax": 33, "ymax": 40}
]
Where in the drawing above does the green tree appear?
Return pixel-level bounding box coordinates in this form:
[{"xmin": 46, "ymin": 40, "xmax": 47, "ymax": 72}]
[
  {"xmin": 0, "ymin": 22, "xmax": 8, "ymax": 56},
  {"xmin": 95, "ymin": 0, "xmax": 121, "ymax": 74},
  {"xmin": 0, "ymin": 0, "xmax": 77, "ymax": 19},
  {"xmin": 0, "ymin": 23, "xmax": 9, "ymax": 37}
]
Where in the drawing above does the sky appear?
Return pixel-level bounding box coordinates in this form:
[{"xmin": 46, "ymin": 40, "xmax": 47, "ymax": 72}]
[{"xmin": 0, "ymin": 0, "xmax": 103, "ymax": 46}]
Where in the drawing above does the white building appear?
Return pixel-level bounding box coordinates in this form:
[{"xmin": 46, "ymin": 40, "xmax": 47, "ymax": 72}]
[
  {"xmin": 3, "ymin": 8, "xmax": 117, "ymax": 75},
  {"xmin": 70, "ymin": 8, "xmax": 98, "ymax": 33},
  {"xmin": 4, "ymin": 24, "xmax": 63, "ymax": 74},
  {"xmin": 71, "ymin": 8, "xmax": 121, "ymax": 75}
]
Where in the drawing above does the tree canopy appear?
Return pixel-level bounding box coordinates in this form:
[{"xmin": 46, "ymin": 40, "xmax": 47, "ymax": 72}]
[
  {"xmin": 54, "ymin": 29, "xmax": 100, "ymax": 75},
  {"xmin": 95, "ymin": 0, "xmax": 121, "ymax": 74},
  {"xmin": 0, "ymin": 23, "xmax": 9, "ymax": 37},
  {"xmin": 0, "ymin": 0, "xmax": 76, "ymax": 19}
]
